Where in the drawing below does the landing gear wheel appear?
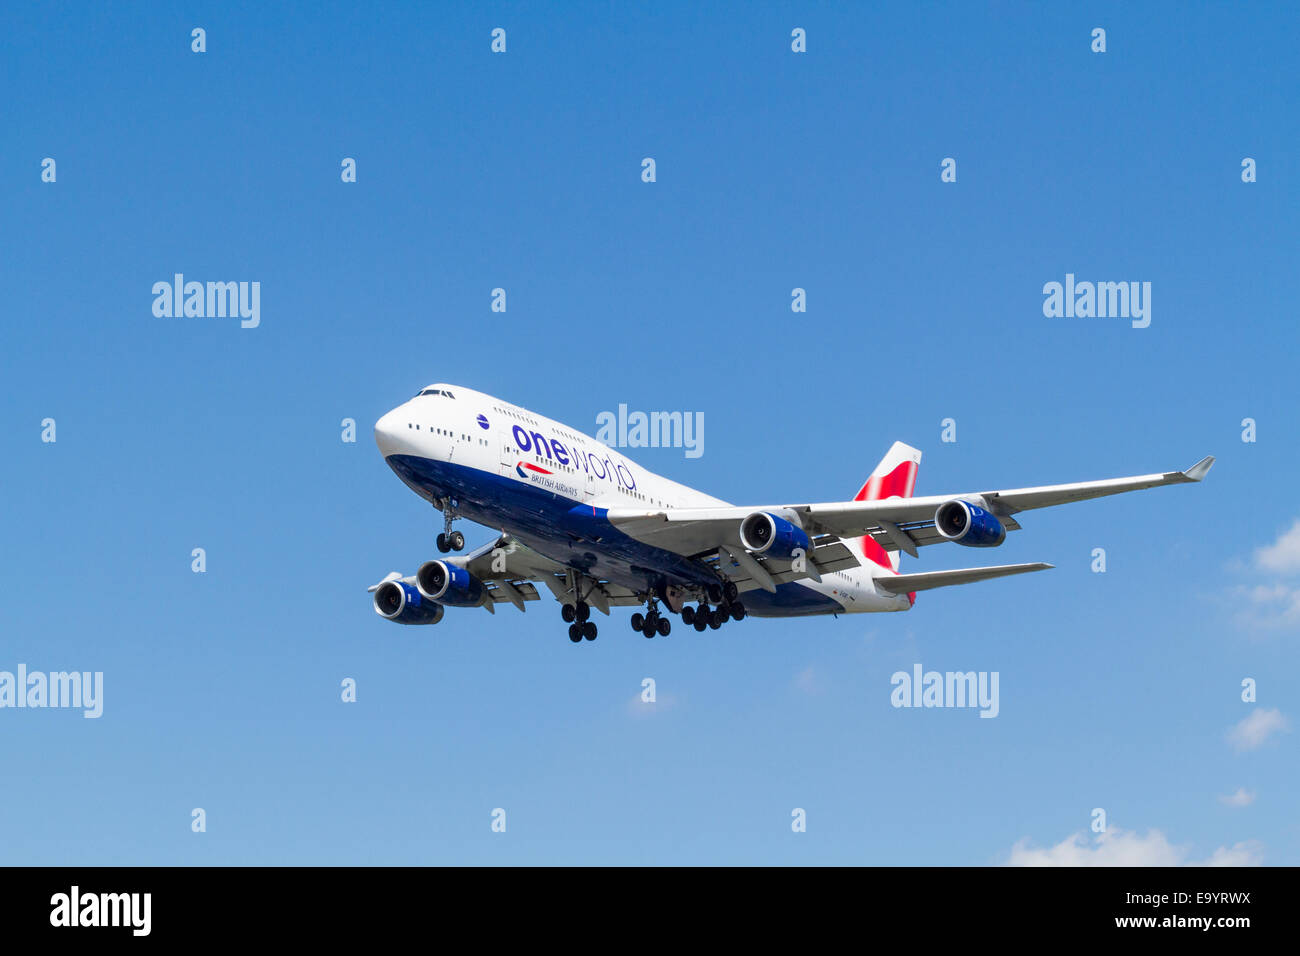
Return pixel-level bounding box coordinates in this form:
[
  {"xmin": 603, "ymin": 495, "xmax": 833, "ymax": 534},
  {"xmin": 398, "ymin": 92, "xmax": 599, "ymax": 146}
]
[
  {"xmin": 568, "ymin": 623, "xmax": 583, "ymax": 643},
  {"xmin": 681, "ymin": 605, "xmax": 696, "ymax": 625},
  {"xmin": 641, "ymin": 611, "xmax": 660, "ymax": 638},
  {"xmin": 448, "ymin": 530, "xmax": 465, "ymax": 551},
  {"xmin": 562, "ymin": 604, "xmax": 577, "ymax": 623},
  {"xmin": 630, "ymin": 612, "xmax": 644, "ymax": 631},
  {"xmin": 583, "ymin": 621, "xmax": 597, "ymax": 641},
  {"xmin": 709, "ymin": 609, "xmax": 725, "ymax": 629},
  {"xmin": 694, "ymin": 617, "xmax": 708, "ymax": 632},
  {"xmin": 575, "ymin": 601, "xmax": 591, "ymax": 622},
  {"xmin": 695, "ymin": 603, "xmax": 709, "ymax": 622},
  {"xmin": 706, "ymin": 583, "xmax": 724, "ymax": 605},
  {"xmin": 724, "ymin": 581, "xmax": 739, "ymax": 603},
  {"xmin": 436, "ymin": 533, "xmax": 448, "ymax": 553},
  {"xmin": 730, "ymin": 602, "xmax": 746, "ymax": 621},
  {"xmin": 656, "ymin": 617, "xmax": 670, "ymax": 637}
]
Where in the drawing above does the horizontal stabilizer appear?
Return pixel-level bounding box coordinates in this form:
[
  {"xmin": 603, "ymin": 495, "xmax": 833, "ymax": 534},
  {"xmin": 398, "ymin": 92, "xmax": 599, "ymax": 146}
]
[{"xmin": 875, "ymin": 562, "xmax": 1053, "ymax": 594}]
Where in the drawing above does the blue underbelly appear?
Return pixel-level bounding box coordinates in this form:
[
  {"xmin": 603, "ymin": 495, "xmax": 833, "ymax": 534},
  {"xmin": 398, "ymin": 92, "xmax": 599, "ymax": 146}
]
[
  {"xmin": 387, "ymin": 455, "xmax": 716, "ymax": 594},
  {"xmin": 384, "ymin": 454, "xmax": 846, "ymax": 617}
]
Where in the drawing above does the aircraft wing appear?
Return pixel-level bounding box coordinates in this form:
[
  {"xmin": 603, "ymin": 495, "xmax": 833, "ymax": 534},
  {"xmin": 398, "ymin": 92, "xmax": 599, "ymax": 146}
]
[{"xmin": 603, "ymin": 455, "xmax": 1215, "ymax": 566}]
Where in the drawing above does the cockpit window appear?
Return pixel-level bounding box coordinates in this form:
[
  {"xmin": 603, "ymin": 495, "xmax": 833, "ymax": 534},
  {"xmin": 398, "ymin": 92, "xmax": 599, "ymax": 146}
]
[{"xmin": 416, "ymin": 388, "xmax": 455, "ymax": 398}]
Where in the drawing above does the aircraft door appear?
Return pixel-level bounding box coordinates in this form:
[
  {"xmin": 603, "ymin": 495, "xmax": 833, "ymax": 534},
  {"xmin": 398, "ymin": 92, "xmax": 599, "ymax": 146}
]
[{"xmin": 498, "ymin": 427, "xmax": 514, "ymax": 478}]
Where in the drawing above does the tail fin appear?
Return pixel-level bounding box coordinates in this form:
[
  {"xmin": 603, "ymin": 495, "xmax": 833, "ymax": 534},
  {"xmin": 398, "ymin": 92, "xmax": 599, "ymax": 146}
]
[{"xmin": 850, "ymin": 441, "xmax": 922, "ymax": 574}]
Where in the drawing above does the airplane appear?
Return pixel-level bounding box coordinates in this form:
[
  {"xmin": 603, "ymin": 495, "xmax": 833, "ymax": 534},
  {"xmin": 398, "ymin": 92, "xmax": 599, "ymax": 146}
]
[{"xmin": 369, "ymin": 383, "xmax": 1214, "ymax": 643}]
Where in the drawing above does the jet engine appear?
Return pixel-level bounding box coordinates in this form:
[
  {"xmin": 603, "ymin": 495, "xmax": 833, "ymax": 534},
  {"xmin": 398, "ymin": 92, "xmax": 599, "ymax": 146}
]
[
  {"xmin": 415, "ymin": 560, "xmax": 485, "ymax": 607},
  {"xmin": 373, "ymin": 580, "xmax": 445, "ymax": 625},
  {"xmin": 739, "ymin": 511, "xmax": 811, "ymax": 560},
  {"xmin": 934, "ymin": 499, "xmax": 1006, "ymax": 547}
]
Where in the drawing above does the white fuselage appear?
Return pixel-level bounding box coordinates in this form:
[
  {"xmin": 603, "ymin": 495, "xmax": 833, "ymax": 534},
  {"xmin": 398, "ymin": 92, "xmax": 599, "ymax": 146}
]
[{"xmin": 374, "ymin": 384, "xmax": 910, "ymax": 616}]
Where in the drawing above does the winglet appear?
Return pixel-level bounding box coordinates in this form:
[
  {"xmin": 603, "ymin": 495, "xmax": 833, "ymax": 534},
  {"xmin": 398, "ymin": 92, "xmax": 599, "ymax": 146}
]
[{"xmin": 1182, "ymin": 456, "xmax": 1215, "ymax": 482}]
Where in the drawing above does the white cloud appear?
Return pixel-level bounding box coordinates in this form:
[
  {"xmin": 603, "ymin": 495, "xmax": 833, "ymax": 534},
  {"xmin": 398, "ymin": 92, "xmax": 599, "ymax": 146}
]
[
  {"xmin": 1198, "ymin": 842, "xmax": 1264, "ymax": 866},
  {"xmin": 1227, "ymin": 707, "xmax": 1288, "ymax": 752},
  {"xmin": 1256, "ymin": 519, "xmax": 1300, "ymax": 574},
  {"xmin": 1237, "ymin": 582, "xmax": 1300, "ymax": 627},
  {"xmin": 1005, "ymin": 827, "xmax": 1261, "ymax": 867},
  {"xmin": 1232, "ymin": 522, "xmax": 1300, "ymax": 629},
  {"xmin": 1217, "ymin": 787, "xmax": 1256, "ymax": 808},
  {"xmin": 794, "ymin": 665, "xmax": 821, "ymax": 695},
  {"xmin": 624, "ymin": 689, "xmax": 680, "ymax": 718}
]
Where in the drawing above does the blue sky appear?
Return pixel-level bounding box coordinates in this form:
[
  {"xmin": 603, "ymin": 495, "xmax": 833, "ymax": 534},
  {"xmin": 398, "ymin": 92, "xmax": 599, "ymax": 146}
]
[{"xmin": 2, "ymin": 1, "xmax": 1296, "ymax": 865}]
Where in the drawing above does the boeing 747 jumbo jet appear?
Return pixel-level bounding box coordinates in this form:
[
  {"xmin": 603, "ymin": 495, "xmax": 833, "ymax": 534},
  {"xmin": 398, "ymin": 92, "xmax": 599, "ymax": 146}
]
[{"xmin": 369, "ymin": 384, "xmax": 1214, "ymax": 642}]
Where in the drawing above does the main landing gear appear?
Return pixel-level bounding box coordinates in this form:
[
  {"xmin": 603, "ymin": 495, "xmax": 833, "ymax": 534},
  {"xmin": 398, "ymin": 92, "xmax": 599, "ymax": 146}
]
[
  {"xmin": 562, "ymin": 600, "xmax": 597, "ymax": 643},
  {"xmin": 434, "ymin": 499, "xmax": 465, "ymax": 553},
  {"xmin": 681, "ymin": 580, "xmax": 745, "ymax": 632},
  {"xmin": 564, "ymin": 579, "xmax": 747, "ymax": 644},
  {"xmin": 630, "ymin": 598, "xmax": 671, "ymax": 639}
]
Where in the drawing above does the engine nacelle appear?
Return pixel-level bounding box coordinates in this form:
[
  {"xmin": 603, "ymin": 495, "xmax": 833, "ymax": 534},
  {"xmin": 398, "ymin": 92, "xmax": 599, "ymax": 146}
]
[
  {"xmin": 416, "ymin": 560, "xmax": 484, "ymax": 607},
  {"xmin": 373, "ymin": 580, "xmax": 445, "ymax": 625},
  {"xmin": 934, "ymin": 499, "xmax": 1006, "ymax": 547},
  {"xmin": 739, "ymin": 511, "xmax": 811, "ymax": 561}
]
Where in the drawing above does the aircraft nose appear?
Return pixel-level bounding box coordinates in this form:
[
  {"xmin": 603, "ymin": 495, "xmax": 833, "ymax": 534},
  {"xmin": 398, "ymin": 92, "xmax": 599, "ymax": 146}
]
[{"xmin": 374, "ymin": 407, "xmax": 405, "ymax": 457}]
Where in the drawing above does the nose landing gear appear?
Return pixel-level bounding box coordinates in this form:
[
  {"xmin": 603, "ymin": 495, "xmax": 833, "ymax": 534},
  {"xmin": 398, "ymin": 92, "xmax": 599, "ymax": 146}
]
[
  {"xmin": 434, "ymin": 499, "xmax": 465, "ymax": 552},
  {"xmin": 436, "ymin": 530, "xmax": 465, "ymax": 552}
]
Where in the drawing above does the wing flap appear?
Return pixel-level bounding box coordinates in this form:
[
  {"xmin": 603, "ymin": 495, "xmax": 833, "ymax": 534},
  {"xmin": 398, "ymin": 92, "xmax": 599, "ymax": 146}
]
[
  {"xmin": 442, "ymin": 535, "xmax": 643, "ymax": 613},
  {"xmin": 708, "ymin": 539, "xmax": 859, "ymax": 592}
]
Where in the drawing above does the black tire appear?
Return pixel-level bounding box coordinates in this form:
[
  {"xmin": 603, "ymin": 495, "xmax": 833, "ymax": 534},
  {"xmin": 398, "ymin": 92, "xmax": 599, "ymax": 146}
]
[
  {"xmin": 642, "ymin": 622, "xmax": 656, "ymax": 639},
  {"xmin": 436, "ymin": 533, "xmax": 448, "ymax": 553},
  {"xmin": 568, "ymin": 623, "xmax": 583, "ymax": 643},
  {"xmin": 730, "ymin": 602, "xmax": 746, "ymax": 621},
  {"xmin": 656, "ymin": 617, "xmax": 670, "ymax": 637},
  {"xmin": 706, "ymin": 583, "xmax": 724, "ymax": 605},
  {"xmin": 562, "ymin": 604, "xmax": 576, "ymax": 623},
  {"xmin": 694, "ymin": 617, "xmax": 707, "ymax": 632},
  {"xmin": 696, "ymin": 603, "xmax": 709, "ymax": 621},
  {"xmin": 576, "ymin": 601, "xmax": 590, "ymax": 622},
  {"xmin": 681, "ymin": 606, "xmax": 695, "ymax": 625},
  {"xmin": 583, "ymin": 621, "xmax": 597, "ymax": 641},
  {"xmin": 631, "ymin": 612, "xmax": 644, "ymax": 631},
  {"xmin": 449, "ymin": 530, "xmax": 465, "ymax": 551},
  {"xmin": 709, "ymin": 610, "xmax": 725, "ymax": 629},
  {"xmin": 724, "ymin": 581, "xmax": 739, "ymax": 603}
]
